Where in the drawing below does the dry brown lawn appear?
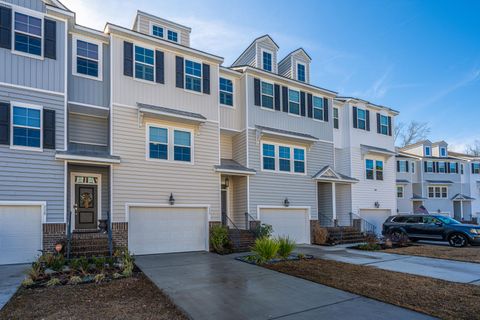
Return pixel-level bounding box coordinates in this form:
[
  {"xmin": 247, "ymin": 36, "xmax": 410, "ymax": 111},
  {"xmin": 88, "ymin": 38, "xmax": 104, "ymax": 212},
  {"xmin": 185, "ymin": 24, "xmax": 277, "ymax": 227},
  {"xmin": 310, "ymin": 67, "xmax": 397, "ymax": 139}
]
[
  {"xmin": 266, "ymin": 259, "xmax": 480, "ymax": 320},
  {"xmin": 0, "ymin": 273, "xmax": 187, "ymax": 320},
  {"xmin": 384, "ymin": 244, "xmax": 480, "ymax": 263}
]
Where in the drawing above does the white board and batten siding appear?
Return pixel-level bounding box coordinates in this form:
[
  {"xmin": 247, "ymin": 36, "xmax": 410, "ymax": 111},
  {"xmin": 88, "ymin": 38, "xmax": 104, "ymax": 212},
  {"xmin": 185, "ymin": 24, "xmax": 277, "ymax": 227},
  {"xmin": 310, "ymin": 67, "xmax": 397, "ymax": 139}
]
[{"xmin": 258, "ymin": 206, "xmax": 311, "ymax": 244}]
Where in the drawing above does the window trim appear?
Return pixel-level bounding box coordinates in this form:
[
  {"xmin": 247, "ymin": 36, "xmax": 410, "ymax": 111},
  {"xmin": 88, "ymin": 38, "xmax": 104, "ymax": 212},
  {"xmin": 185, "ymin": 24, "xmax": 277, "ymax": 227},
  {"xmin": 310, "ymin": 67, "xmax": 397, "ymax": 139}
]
[
  {"xmin": 184, "ymin": 58, "xmax": 203, "ymax": 93},
  {"xmin": 10, "ymin": 102, "xmax": 43, "ymax": 152},
  {"xmin": 428, "ymin": 186, "xmax": 448, "ymax": 199},
  {"xmin": 72, "ymin": 35, "xmax": 103, "ymax": 81},
  {"xmin": 296, "ymin": 62, "xmax": 306, "ymax": 82},
  {"xmin": 133, "ymin": 44, "xmax": 156, "ymax": 83},
  {"xmin": 426, "ymin": 161, "xmax": 434, "ymax": 173},
  {"xmin": 288, "ymin": 89, "xmax": 301, "ymax": 116},
  {"xmin": 219, "ymin": 76, "xmax": 234, "ymax": 108},
  {"xmin": 167, "ymin": 29, "xmax": 179, "ymax": 43},
  {"xmin": 333, "ymin": 107, "xmax": 339, "ymax": 129},
  {"xmin": 260, "ymin": 48, "xmax": 273, "ymax": 72},
  {"xmin": 397, "ymin": 185, "xmax": 404, "ymax": 199},
  {"xmin": 356, "ymin": 107, "xmax": 367, "ymax": 130},
  {"xmin": 150, "ymin": 23, "xmax": 164, "ymax": 39},
  {"xmin": 312, "ymin": 95, "xmax": 324, "ymax": 121},
  {"xmin": 145, "ymin": 123, "xmax": 194, "ymax": 165},
  {"xmin": 398, "ymin": 160, "xmax": 408, "ymax": 173},
  {"xmin": 11, "ymin": 8, "xmax": 44, "ymax": 60},
  {"xmin": 260, "ymin": 79, "xmax": 275, "ymax": 110},
  {"xmin": 260, "ymin": 141, "xmax": 307, "ymax": 175},
  {"xmin": 472, "ymin": 163, "xmax": 480, "ymax": 174},
  {"xmin": 365, "ymin": 158, "xmax": 383, "ymax": 181},
  {"xmin": 449, "ymin": 162, "xmax": 457, "ymax": 174},
  {"xmin": 379, "ymin": 114, "xmax": 389, "ymax": 135},
  {"xmin": 437, "ymin": 161, "xmax": 446, "ymax": 173}
]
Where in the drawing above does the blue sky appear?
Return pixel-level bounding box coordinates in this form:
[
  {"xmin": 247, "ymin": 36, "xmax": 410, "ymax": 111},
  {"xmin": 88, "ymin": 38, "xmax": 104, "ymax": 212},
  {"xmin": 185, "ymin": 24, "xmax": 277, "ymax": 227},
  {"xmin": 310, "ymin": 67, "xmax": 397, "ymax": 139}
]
[{"xmin": 62, "ymin": 0, "xmax": 480, "ymax": 150}]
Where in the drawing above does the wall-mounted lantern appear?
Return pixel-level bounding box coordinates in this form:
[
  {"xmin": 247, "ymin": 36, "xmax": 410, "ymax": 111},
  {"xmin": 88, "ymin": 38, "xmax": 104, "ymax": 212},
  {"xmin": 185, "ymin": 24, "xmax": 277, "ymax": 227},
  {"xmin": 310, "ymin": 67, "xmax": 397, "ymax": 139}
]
[
  {"xmin": 374, "ymin": 201, "xmax": 380, "ymax": 208},
  {"xmin": 169, "ymin": 193, "xmax": 175, "ymax": 205},
  {"xmin": 284, "ymin": 198, "xmax": 290, "ymax": 207}
]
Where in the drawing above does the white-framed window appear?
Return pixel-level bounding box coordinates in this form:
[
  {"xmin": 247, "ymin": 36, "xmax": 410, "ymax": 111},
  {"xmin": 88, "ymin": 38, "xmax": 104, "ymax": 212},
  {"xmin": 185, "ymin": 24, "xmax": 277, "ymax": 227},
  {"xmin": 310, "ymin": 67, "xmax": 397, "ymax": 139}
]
[
  {"xmin": 438, "ymin": 161, "xmax": 446, "ymax": 173},
  {"xmin": 449, "ymin": 162, "xmax": 457, "ymax": 173},
  {"xmin": 261, "ymin": 142, "xmax": 306, "ymax": 174},
  {"xmin": 288, "ymin": 89, "xmax": 300, "ymax": 115},
  {"xmin": 185, "ymin": 59, "xmax": 202, "ymax": 92},
  {"xmin": 260, "ymin": 81, "xmax": 274, "ymax": 109},
  {"xmin": 72, "ymin": 35, "xmax": 102, "ymax": 80},
  {"xmin": 472, "ymin": 163, "xmax": 480, "ymax": 174},
  {"xmin": 313, "ymin": 96, "xmax": 324, "ymax": 120},
  {"xmin": 428, "ymin": 186, "xmax": 448, "ymax": 199},
  {"xmin": 356, "ymin": 108, "xmax": 366, "ymax": 130},
  {"xmin": 11, "ymin": 103, "xmax": 43, "ymax": 150},
  {"xmin": 397, "ymin": 160, "xmax": 408, "ymax": 172},
  {"xmin": 366, "ymin": 159, "xmax": 383, "ymax": 180},
  {"xmin": 152, "ymin": 25, "xmax": 164, "ymax": 38},
  {"xmin": 262, "ymin": 49, "xmax": 272, "ymax": 72},
  {"xmin": 167, "ymin": 30, "xmax": 178, "ymax": 42},
  {"xmin": 425, "ymin": 146, "xmax": 431, "ymax": 156},
  {"xmin": 147, "ymin": 124, "xmax": 193, "ymax": 163},
  {"xmin": 13, "ymin": 11, "xmax": 43, "ymax": 58},
  {"xmin": 333, "ymin": 107, "xmax": 339, "ymax": 129},
  {"xmin": 440, "ymin": 147, "xmax": 447, "ymax": 157},
  {"xmin": 297, "ymin": 62, "xmax": 306, "ymax": 82},
  {"xmin": 397, "ymin": 185, "xmax": 404, "ymax": 198},
  {"xmin": 379, "ymin": 114, "xmax": 388, "ymax": 135},
  {"xmin": 219, "ymin": 77, "xmax": 233, "ymax": 106},
  {"xmin": 426, "ymin": 161, "xmax": 434, "ymax": 173},
  {"xmin": 134, "ymin": 45, "xmax": 154, "ymax": 82}
]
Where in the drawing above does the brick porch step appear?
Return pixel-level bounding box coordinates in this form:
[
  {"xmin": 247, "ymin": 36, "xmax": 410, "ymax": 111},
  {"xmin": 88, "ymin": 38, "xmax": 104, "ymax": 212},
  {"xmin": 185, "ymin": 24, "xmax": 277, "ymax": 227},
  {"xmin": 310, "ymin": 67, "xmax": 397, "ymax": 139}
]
[
  {"xmin": 69, "ymin": 232, "xmax": 111, "ymax": 257},
  {"xmin": 228, "ymin": 228, "xmax": 256, "ymax": 252}
]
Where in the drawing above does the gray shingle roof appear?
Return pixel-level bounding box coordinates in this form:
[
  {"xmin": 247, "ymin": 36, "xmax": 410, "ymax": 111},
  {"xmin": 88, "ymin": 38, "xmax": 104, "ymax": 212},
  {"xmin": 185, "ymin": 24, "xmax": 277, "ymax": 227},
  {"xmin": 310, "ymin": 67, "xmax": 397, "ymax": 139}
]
[
  {"xmin": 451, "ymin": 193, "xmax": 475, "ymax": 201},
  {"xmin": 411, "ymin": 194, "xmax": 427, "ymax": 200},
  {"xmin": 425, "ymin": 180, "xmax": 454, "ymax": 184},
  {"xmin": 214, "ymin": 159, "xmax": 256, "ymax": 174},
  {"xmin": 360, "ymin": 144, "xmax": 396, "ymax": 155},
  {"xmin": 312, "ymin": 165, "xmax": 358, "ymax": 183},
  {"xmin": 256, "ymin": 125, "xmax": 318, "ymax": 141},
  {"xmin": 396, "ymin": 179, "xmax": 410, "ymax": 184},
  {"xmin": 137, "ymin": 103, "xmax": 207, "ymax": 121}
]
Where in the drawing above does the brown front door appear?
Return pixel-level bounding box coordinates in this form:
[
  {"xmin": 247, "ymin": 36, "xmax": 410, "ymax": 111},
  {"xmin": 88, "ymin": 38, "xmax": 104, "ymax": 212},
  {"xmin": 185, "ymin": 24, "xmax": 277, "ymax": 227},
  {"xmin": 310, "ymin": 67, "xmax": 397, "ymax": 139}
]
[{"xmin": 75, "ymin": 184, "xmax": 98, "ymax": 230}]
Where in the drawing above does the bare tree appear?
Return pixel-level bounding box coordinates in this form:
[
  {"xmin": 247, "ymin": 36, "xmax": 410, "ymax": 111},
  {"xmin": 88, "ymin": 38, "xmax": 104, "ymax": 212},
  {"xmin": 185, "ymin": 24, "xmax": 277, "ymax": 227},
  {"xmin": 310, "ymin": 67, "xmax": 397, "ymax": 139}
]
[
  {"xmin": 394, "ymin": 121, "xmax": 405, "ymax": 143},
  {"xmin": 465, "ymin": 140, "xmax": 480, "ymax": 156},
  {"xmin": 395, "ymin": 121, "xmax": 431, "ymax": 147}
]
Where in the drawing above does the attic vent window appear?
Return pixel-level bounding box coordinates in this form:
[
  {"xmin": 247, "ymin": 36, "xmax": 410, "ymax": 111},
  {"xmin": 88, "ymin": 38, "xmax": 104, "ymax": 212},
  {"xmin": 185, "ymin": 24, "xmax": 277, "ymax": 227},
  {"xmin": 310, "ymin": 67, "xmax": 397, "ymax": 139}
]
[{"xmin": 297, "ymin": 63, "xmax": 306, "ymax": 82}]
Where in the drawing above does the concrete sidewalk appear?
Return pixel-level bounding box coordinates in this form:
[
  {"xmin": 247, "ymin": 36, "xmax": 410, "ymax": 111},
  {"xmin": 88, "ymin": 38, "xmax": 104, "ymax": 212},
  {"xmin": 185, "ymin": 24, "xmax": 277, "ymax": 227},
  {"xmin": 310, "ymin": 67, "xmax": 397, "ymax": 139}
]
[
  {"xmin": 0, "ymin": 264, "xmax": 28, "ymax": 310},
  {"xmin": 296, "ymin": 245, "xmax": 480, "ymax": 285},
  {"xmin": 136, "ymin": 252, "xmax": 434, "ymax": 320}
]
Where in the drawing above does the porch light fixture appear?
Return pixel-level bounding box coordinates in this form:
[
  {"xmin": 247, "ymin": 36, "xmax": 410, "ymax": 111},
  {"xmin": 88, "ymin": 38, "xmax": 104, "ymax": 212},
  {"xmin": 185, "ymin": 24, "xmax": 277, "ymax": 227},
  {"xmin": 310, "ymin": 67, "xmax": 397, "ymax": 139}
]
[
  {"xmin": 284, "ymin": 198, "xmax": 290, "ymax": 207},
  {"xmin": 374, "ymin": 201, "xmax": 380, "ymax": 208},
  {"xmin": 225, "ymin": 177, "xmax": 230, "ymax": 188},
  {"xmin": 169, "ymin": 193, "xmax": 175, "ymax": 205}
]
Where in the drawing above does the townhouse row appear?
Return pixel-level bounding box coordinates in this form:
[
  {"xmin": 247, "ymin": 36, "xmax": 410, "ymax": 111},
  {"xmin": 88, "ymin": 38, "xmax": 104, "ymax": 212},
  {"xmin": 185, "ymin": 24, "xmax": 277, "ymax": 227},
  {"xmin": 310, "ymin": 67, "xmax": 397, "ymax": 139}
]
[{"xmin": 0, "ymin": 0, "xmax": 398, "ymax": 265}]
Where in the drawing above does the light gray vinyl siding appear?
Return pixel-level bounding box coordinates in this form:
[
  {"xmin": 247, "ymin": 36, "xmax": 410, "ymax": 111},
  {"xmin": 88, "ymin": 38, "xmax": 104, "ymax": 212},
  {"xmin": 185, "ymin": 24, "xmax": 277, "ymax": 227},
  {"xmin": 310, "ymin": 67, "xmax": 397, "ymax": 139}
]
[
  {"xmin": 335, "ymin": 148, "xmax": 351, "ymax": 176},
  {"xmin": 232, "ymin": 130, "xmax": 247, "ymax": 167},
  {"xmin": 232, "ymin": 175, "xmax": 248, "ymax": 228},
  {"xmin": 0, "ymin": 86, "xmax": 66, "ymax": 222},
  {"xmin": 247, "ymin": 129, "xmax": 334, "ymax": 219},
  {"xmin": 4, "ymin": 0, "xmax": 44, "ymax": 11},
  {"xmin": 256, "ymin": 39, "xmax": 278, "ymax": 73},
  {"xmin": 67, "ymin": 164, "xmax": 110, "ymax": 219},
  {"xmin": 68, "ymin": 113, "xmax": 108, "ymax": 146},
  {"xmin": 68, "ymin": 37, "xmax": 110, "ymax": 107},
  {"xmin": 0, "ymin": 13, "xmax": 66, "ymax": 93},
  {"xmin": 246, "ymin": 75, "xmax": 333, "ymax": 142},
  {"xmin": 219, "ymin": 73, "xmax": 244, "ymax": 131},
  {"xmin": 317, "ymin": 182, "xmax": 332, "ymax": 219},
  {"xmin": 111, "ymin": 105, "xmax": 220, "ymax": 222},
  {"xmin": 397, "ymin": 183, "xmax": 413, "ymax": 213},
  {"xmin": 231, "ymin": 44, "xmax": 256, "ymax": 67},
  {"xmin": 136, "ymin": 13, "xmax": 190, "ymax": 47},
  {"xmin": 220, "ymin": 134, "xmax": 233, "ymax": 159},
  {"xmin": 336, "ymin": 183, "xmax": 352, "ymax": 223},
  {"xmin": 278, "ymin": 57, "xmax": 291, "ymax": 79},
  {"xmin": 291, "ymin": 54, "xmax": 310, "ymax": 83}
]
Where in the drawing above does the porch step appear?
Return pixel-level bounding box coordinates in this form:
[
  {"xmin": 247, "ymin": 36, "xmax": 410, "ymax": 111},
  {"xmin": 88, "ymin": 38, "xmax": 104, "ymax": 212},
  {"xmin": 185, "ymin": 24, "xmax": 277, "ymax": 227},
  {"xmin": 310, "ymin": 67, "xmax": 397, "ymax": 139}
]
[
  {"xmin": 228, "ymin": 229, "xmax": 256, "ymax": 252},
  {"xmin": 326, "ymin": 227, "xmax": 371, "ymax": 245},
  {"xmin": 69, "ymin": 232, "xmax": 110, "ymax": 257}
]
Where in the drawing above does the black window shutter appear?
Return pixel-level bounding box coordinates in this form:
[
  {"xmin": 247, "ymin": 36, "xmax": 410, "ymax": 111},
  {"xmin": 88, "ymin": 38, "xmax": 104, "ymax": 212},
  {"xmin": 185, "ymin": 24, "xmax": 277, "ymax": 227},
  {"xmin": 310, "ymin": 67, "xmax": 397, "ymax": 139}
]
[
  {"xmin": 274, "ymin": 84, "xmax": 280, "ymax": 110},
  {"xmin": 424, "ymin": 161, "xmax": 427, "ymax": 172},
  {"xmin": 254, "ymin": 78, "xmax": 261, "ymax": 106},
  {"xmin": 155, "ymin": 50, "xmax": 164, "ymax": 84},
  {"xmin": 455, "ymin": 163, "xmax": 459, "ymax": 173},
  {"xmin": 406, "ymin": 161, "xmax": 409, "ymax": 172},
  {"xmin": 323, "ymin": 97, "xmax": 329, "ymax": 121},
  {"xmin": 281, "ymin": 86, "xmax": 288, "ymax": 113},
  {"xmin": 175, "ymin": 56, "xmax": 184, "ymax": 88},
  {"xmin": 396, "ymin": 161, "xmax": 400, "ymax": 172},
  {"xmin": 123, "ymin": 41, "xmax": 133, "ymax": 77},
  {"xmin": 376, "ymin": 113, "xmax": 381, "ymax": 133},
  {"xmin": 44, "ymin": 19, "xmax": 56, "ymax": 60},
  {"xmin": 472, "ymin": 163, "xmax": 475, "ymax": 174},
  {"xmin": 202, "ymin": 63, "xmax": 210, "ymax": 94},
  {"xmin": 366, "ymin": 110, "xmax": 370, "ymax": 131},
  {"xmin": 43, "ymin": 109, "xmax": 55, "ymax": 149},
  {"xmin": 388, "ymin": 116, "xmax": 392, "ymax": 136},
  {"xmin": 0, "ymin": 102, "xmax": 10, "ymax": 145},
  {"xmin": 353, "ymin": 107, "xmax": 358, "ymax": 128},
  {"xmin": 434, "ymin": 162, "xmax": 438, "ymax": 173},
  {"xmin": 0, "ymin": 7, "xmax": 11, "ymax": 50},
  {"xmin": 300, "ymin": 92, "xmax": 306, "ymax": 116},
  {"xmin": 307, "ymin": 94, "xmax": 313, "ymax": 118}
]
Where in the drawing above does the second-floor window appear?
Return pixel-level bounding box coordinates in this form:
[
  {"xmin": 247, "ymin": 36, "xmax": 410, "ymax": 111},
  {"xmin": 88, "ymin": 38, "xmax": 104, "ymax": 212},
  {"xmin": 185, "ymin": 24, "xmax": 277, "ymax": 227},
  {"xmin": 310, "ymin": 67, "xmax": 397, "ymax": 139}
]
[
  {"xmin": 397, "ymin": 160, "xmax": 408, "ymax": 172},
  {"xmin": 449, "ymin": 162, "xmax": 457, "ymax": 173},
  {"xmin": 379, "ymin": 115, "xmax": 388, "ymax": 135},
  {"xmin": 185, "ymin": 60, "xmax": 202, "ymax": 92},
  {"xmin": 14, "ymin": 12, "xmax": 42, "ymax": 56},
  {"xmin": 134, "ymin": 45, "xmax": 154, "ymax": 81},
  {"xmin": 12, "ymin": 105, "xmax": 42, "ymax": 149},
  {"xmin": 152, "ymin": 25, "xmax": 164, "ymax": 38},
  {"xmin": 288, "ymin": 89, "xmax": 300, "ymax": 115},
  {"xmin": 173, "ymin": 130, "xmax": 191, "ymax": 162},
  {"xmin": 472, "ymin": 163, "xmax": 480, "ymax": 174},
  {"xmin": 425, "ymin": 161, "xmax": 434, "ymax": 173},
  {"xmin": 262, "ymin": 50, "xmax": 272, "ymax": 71},
  {"xmin": 262, "ymin": 143, "xmax": 305, "ymax": 174},
  {"xmin": 313, "ymin": 96, "xmax": 324, "ymax": 121},
  {"xmin": 260, "ymin": 81, "xmax": 274, "ymax": 109},
  {"xmin": 219, "ymin": 78, "xmax": 233, "ymax": 106},
  {"xmin": 425, "ymin": 146, "xmax": 431, "ymax": 156},
  {"xmin": 397, "ymin": 185, "xmax": 404, "ymax": 198},
  {"xmin": 297, "ymin": 63, "xmax": 305, "ymax": 82},
  {"xmin": 75, "ymin": 38, "xmax": 100, "ymax": 79},
  {"xmin": 428, "ymin": 186, "xmax": 447, "ymax": 199},
  {"xmin": 366, "ymin": 159, "xmax": 383, "ymax": 180},
  {"xmin": 356, "ymin": 108, "xmax": 366, "ymax": 130},
  {"xmin": 437, "ymin": 161, "xmax": 446, "ymax": 173},
  {"xmin": 167, "ymin": 30, "xmax": 178, "ymax": 42},
  {"xmin": 333, "ymin": 107, "xmax": 339, "ymax": 129}
]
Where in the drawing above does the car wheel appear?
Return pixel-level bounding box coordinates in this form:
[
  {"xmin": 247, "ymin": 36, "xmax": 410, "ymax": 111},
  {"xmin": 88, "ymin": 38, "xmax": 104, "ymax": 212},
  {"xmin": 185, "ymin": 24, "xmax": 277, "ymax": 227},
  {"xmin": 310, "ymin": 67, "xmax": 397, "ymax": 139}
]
[
  {"xmin": 389, "ymin": 230, "xmax": 406, "ymax": 242},
  {"xmin": 448, "ymin": 233, "xmax": 468, "ymax": 247}
]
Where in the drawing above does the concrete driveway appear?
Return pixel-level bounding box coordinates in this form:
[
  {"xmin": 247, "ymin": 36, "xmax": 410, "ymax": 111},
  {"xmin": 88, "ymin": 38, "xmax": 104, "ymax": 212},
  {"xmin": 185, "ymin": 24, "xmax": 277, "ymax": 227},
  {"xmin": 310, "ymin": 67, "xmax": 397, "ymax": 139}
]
[
  {"xmin": 0, "ymin": 264, "xmax": 28, "ymax": 310},
  {"xmin": 136, "ymin": 252, "xmax": 433, "ymax": 320},
  {"xmin": 296, "ymin": 245, "xmax": 480, "ymax": 285}
]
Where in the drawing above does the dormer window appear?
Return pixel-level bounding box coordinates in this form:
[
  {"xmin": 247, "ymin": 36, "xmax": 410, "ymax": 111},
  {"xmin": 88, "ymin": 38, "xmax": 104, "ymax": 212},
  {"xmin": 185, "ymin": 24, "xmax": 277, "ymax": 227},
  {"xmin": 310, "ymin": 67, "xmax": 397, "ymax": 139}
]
[
  {"xmin": 168, "ymin": 30, "xmax": 178, "ymax": 42},
  {"xmin": 440, "ymin": 147, "xmax": 447, "ymax": 157},
  {"xmin": 297, "ymin": 63, "xmax": 306, "ymax": 82},
  {"xmin": 152, "ymin": 25, "xmax": 164, "ymax": 38},
  {"xmin": 262, "ymin": 50, "xmax": 272, "ymax": 72},
  {"xmin": 425, "ymin": 146, "xmax": 431, "ymax": 156}
]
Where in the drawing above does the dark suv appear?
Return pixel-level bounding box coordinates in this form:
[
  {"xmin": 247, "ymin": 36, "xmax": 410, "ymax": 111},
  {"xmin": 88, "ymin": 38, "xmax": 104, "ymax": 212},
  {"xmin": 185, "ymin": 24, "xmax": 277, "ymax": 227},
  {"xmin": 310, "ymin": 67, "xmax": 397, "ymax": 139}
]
[{"xmin": 382, "ymin": 215, "xmax": 480, "ymax": 247}]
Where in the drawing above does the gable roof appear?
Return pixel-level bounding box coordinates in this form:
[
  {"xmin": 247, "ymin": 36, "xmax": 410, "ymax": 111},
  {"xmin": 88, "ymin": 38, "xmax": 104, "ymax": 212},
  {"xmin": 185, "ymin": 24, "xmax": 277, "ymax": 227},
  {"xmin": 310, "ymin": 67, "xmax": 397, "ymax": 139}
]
[
  {"xmin": 400, "ymin": 140, "xmax": 433, "ymax": 150},
  {"xmin": 312, "ymin": 165, "xmax": 358, "ymax": 183},
  {"xmin": 231, "ymin": 34, "xmax": 279, "ymax": 67},
  {"xmin": 278, "ymin": 48, "xmax": 312, "ymax": 65},
  {"xmin": 335, "ymin": 96, "xmax": 399, "ymax": 115}
]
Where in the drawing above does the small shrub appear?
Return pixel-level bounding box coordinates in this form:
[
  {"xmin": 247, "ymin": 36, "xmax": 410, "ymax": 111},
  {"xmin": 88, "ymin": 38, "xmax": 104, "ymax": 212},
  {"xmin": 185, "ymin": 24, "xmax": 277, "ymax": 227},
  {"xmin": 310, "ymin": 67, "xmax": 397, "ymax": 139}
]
[
  {"xmin": 68, "ymin": 275, "xmax": 82, "ymax": 285},
  {"xmin": 277, "ymin": 236, "xmax": 296, "ymax": 259},
  {"xmin": 210, "ymin": 225, "xmax": 230, "ymax": 253},
  {"xmin": 115, "ymin": 248, "xmax": 134, "ymax": 277},
  {"xmin": 254, "ymin": 224, "xmax": 273, "ymax": 239},
  {"xmin": 94, "ymin": 273, "xmax": 106, "ymax": 284},
  {"xmin": 251, "ymin": 237, "xmax": 280, "ymax": 264},
  {"xmin": 92, "ymin": 257, "xmax": 107, "ymax": 272},
  {"xmin": 46, "ymin": 277, "xmax": 61, "ymax": 287},
  {"xmin": 50, "ymin": 255, "xmax": 65, "ymax": 272},
  {"xmin": 112, "ymin": 272, "xmax": 122, "ymax": 279},
  {"xmin": 357, "ymin": 242, "xmax": 381, "ymax": 251},
  {"xmin": 28, "ymin": 261, "xmax": 44, "ymax": 281},
  {"xmin": 77, "ymin": 256, "xmax": 90, "ymax": 276},
  {"xmin": 106, "ymin": 257, "xmax": 115, "ymax": 269},
  {"xmin": 297, "ymin": 253, "xmax": 305, "ymax": 260},
  {"xmin": 21, "ymin": 277, "xmax": 34, "ymax": 287}
]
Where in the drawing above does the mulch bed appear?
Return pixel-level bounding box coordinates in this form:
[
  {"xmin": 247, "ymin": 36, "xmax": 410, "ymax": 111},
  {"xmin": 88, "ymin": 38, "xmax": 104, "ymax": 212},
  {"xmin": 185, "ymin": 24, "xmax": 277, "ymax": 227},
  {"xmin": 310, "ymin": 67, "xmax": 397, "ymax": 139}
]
[
  {"xmin": 0, "ymin": 273, "xmax": 187, "ymax": 320},
  {"xmin": 266, "ymin": 259, "xmax": 480, "ymax": 320},
  {"xmin": 383, "ymin": 244, "xmax": 480, "ymax": 263}
]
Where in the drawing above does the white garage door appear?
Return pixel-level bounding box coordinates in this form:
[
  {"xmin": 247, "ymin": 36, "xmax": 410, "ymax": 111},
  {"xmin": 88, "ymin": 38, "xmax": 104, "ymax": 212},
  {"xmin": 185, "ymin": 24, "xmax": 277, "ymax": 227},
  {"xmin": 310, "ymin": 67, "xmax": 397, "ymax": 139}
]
[
  {"xmin": 128, "ymin": 206, "xmax": 208, "ymax": 255},
  {"xmin": 358, "ymin": 209, "xmax": 391, "ymax": 235},
  {"xmin": 259, "ymin": 207, "xmax": 310, "ymax": 244},
  {"xmin": 0, "ymin": 204, "xmax": 42, "ymax": 265}
]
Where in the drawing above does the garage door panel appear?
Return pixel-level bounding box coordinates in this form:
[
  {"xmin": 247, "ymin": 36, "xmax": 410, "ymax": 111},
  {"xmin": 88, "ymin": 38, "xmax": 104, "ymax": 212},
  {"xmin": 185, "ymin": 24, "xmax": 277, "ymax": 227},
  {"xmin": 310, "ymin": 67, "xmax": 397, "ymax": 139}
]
[
  {"xmin": 260, "ymin": 208, "xmax": 310, "ymax": 244},
  {"xmin": 129, "ymin": 207, "xmax": 208, "ymax": 255},
  {"xmin": 359, "ymin": 209, "xmax": 391, "ymax": 235}
]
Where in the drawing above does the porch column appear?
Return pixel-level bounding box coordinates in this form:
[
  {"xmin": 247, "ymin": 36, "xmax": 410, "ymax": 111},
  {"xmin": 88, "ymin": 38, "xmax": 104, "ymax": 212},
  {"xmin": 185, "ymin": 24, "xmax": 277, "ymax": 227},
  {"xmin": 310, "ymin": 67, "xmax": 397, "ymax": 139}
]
[{"xmin": 331, "ymin": 183, "xmax": 337, "ymax": 222}]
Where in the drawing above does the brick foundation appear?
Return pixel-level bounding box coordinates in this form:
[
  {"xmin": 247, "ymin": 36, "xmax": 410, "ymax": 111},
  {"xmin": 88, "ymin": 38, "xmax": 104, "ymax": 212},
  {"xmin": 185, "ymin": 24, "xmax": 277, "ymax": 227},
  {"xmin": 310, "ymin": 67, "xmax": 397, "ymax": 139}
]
[
  {"xmin": 310, "ymin": 220, "xmax": 328, "ymax": 244},
  {"xmin": 43, "ymin": 223, "xmax": 66, "ymax": 253},
  {"xmin": 112, "ymin": 222, "xmax": 128, "ymax": 250}
]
